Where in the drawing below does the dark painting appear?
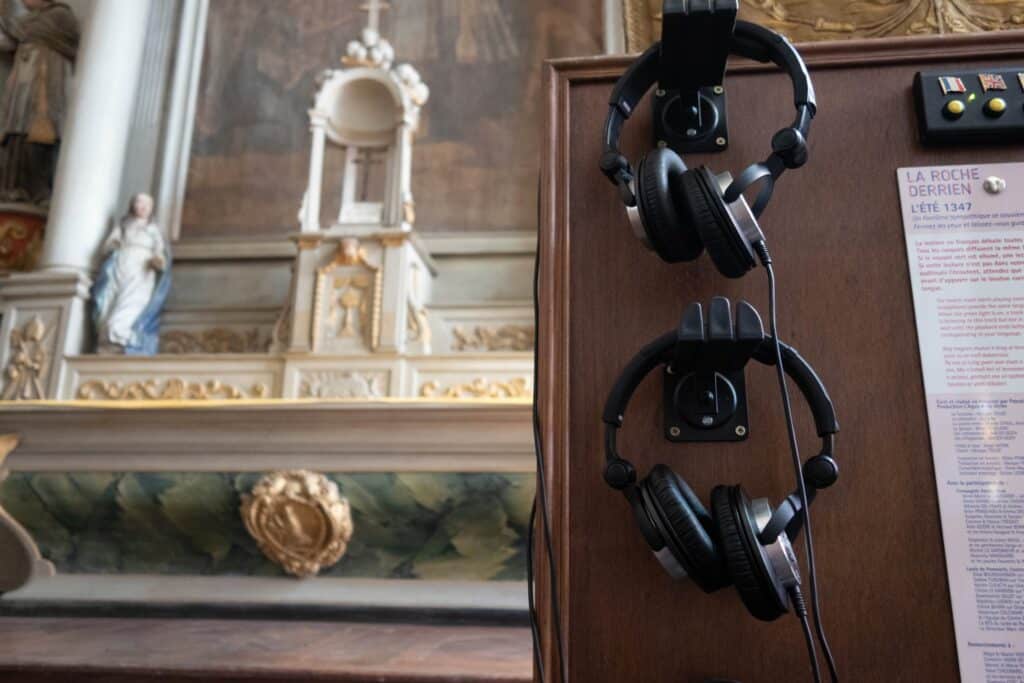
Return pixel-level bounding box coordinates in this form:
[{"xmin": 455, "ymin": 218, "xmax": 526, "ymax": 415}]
[{"xmin": 182, "ymin": 0, "xmax": 603, "ymax": 239}]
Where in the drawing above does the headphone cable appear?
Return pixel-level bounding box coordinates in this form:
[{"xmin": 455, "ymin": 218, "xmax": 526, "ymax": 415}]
[
  {"xmin": 757, "ymin": 242, "xmax": 838, "ymax": 683},
  {"xmin": 531, "ymin": 225, "xmax": 568, "ymax": 683},
  {"xmin": 526, "ymin": 499, "xmax": 546, "ymax": 683},
  {"xmin": 790, "ymin": 585, "xmax": 822, "ymax": 683}
]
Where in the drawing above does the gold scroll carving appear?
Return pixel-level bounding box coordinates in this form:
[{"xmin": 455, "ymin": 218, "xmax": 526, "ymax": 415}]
[
  {"xmin": 241, "ymin": 470, "xmax": 354, "ymax": 578},
  {"xmin": 419, "ymin": 377, "xmax": 531, "ymax": 399},
  {"xmin": 76, "ymin": 379, "xmax": 269, "ymax": 401}
]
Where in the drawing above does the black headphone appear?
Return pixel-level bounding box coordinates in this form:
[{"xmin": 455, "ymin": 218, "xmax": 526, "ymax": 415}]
[
  {"xmin": 599, "ymin": 21, "xmax": 817, "ymax": 278},
  {"xmin": 601, "ymin": 301, "xmax": 839, "ymax": 621}
]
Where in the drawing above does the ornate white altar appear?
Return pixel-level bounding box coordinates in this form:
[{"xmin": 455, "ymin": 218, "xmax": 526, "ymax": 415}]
[
  {"xmin": 0, "ymin": 4, "xmax": 533, "ymax": 402},
  {"xmin": 0, "ymin": 3, "xmax": 537, "ymax": 610}
]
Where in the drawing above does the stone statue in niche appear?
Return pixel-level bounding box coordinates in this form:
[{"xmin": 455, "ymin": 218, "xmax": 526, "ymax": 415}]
[
  {"xmin": 0, "ymin": 0, "xmax": 78, "ymax": 205},
  {"xmin": 92, "ymin": 193, "xmax": 172, "ymax": 355}
]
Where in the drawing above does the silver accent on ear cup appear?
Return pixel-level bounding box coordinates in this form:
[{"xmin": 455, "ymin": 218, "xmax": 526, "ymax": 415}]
[
  {"xmin": 625, "ymin": 179, "xmax": 653, "ymax": 249},
  {"xmin": 653, "ymin": 545, "xmax": 689, "ymax": 580},
  {"xmin": 714, "ymin": 171, "xmax": 765, "ymax": 255},
  {"xmin": 752, "ymin": 497, "xmax": 800, "ymax": 593}
]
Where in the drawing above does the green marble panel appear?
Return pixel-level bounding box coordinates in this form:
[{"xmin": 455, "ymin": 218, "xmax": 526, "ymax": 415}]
[{"xmin": 0, "ymin": 472, "xmax": 534, "ymax": 581}]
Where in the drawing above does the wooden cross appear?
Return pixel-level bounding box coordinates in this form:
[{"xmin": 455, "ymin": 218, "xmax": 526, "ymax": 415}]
[
  {"xmin": 353, "ymin": 148, "xmax": 384, "ymax": 202},
  {"xmin": 359, "ymin": 0, "xmax": 390, "ymax": 33}
]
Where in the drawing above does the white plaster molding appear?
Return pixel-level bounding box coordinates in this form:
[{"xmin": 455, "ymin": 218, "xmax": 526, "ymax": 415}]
[
  {"xmin": 410, "ymin": 354, "xmax": 534, "ymax": 399},
  {"xmin": 5, "ymin": 575, "xmax": 526, "ymax": 613},
  {"xmin": 0, "ymin": 401, "xmax": 533, "ymax": 473},
  {"xmin": 169, "ymin": 230, "xmax": 536, "ymax": 262},
  {"xmin": 171, "ymin": 239, "xmax": 296, "ymax": 261},
  {"xmin": 282, "ymin": 357, "xmax": 399, "ymax": 398},
  {"xmin": 430, "ymin": 253, "xmax": 533, "ymax": 307},
  {"xmin": 430, "ymin": 305, "xmax": 534, "ymax": 353},
  {"xmin": 0, "ymin": 271, "xmax": 93, "ymax": 399},
  {"xmin": 421, "ymin": 231, "xmax": 536, "ymax": 256},
  {"xmin": 166, "ymin": 261, "xmax": 292, "ymax": 312},
  {"xmin": 63, "ymin": 355, "xmax": 282, "ymax": 400},
  {"xmin": 0, "ymin": 435, "xmax": 55, "ymax": 595}
]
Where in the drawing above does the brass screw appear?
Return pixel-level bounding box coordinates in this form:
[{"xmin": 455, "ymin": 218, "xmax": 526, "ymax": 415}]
[
  {"xmin": 735, "ymin": 425, "xmax": 747, "ymax": 437},
  {"xmin": 716, "ymin": 137, "xmax": 727, "ymax": 147},
  {"xmin": 669, "ymin": 426, "xmax": 681, "ymax": 437},
  {"xmin": 713, "ymin": 86, "xmax": 724, "ymax": 95},
  {"xmin": 656, "ymin": 88, "xmax": 666, "ymax": 97}
]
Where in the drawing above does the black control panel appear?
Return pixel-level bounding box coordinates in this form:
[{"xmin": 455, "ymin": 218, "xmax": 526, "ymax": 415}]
[{"xmin": 915, "ymin": 68, "xmax": 1024, "ymax": 144}]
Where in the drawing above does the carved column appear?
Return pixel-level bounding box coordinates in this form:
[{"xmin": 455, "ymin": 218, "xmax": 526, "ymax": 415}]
[
  {"xmin": 301, "ymin": 112, "xmax": 328, "ymax": 234},
  {"xmin": 40, "ymin": 0, "xmax": 154, "ymax": 272},
  {"xmin": 0, "ymin": 1, "xmax": 154, "ymax": 399}
]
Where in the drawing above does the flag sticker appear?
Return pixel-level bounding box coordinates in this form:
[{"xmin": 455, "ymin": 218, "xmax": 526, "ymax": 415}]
[
  {"xmin": 979, "ymin": 73, "xmax": 1007, "ymax": 92},
  {"xmin": 938, "ymin": 76, "xmax": 967, "ymax": 95}
]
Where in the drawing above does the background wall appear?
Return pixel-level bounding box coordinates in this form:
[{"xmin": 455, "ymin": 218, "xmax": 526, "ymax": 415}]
[{"xmin": 181, "ymin": 0, "xmax": 603, "ymax": 240}]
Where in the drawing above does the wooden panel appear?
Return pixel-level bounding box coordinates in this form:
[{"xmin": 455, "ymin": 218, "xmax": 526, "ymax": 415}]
[
  {"xmin": 623, "ymin": 0, "xmax": 1024, "ymax": 51},
  {"xmin": 0, "ymin": 617, "xmax": 530, "ymax": 683},
  {"xmin": 538, "ymin": 31, "xmax": 1024, "ymax": 682}
]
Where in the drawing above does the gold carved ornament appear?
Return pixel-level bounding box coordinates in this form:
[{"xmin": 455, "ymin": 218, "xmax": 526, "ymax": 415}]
[
  {"xmin": 621, "ymin": 0, "xmax": 1024, "ymax": 50},
  {"xmin": 313, "ymin": 239, "xmax": 383, "ymax": 351},
  {"xmin": 298, "ymin": 370, "xmax": 386, "ymax": 399},
  {"xmin": 241, "ymin": 470, "xmax": 354, "ymax": 578},
  {"xmin": 451, "ymin": 325, "xmax": 534, "ymax": 352},
  {"xmin": 159, "ymin": 328, "xmax": 269, "ymax": 354},
  {"xmin": 402, "ymin": 197, "xmax": 416, "ymax": 225},
  {"xmin": 1, "ymin": 316, "xmax": 51, "ymax": 401},
  {"xmin": 406, "ymin": 300, "xmax": 431, "ymax": 347},
  {"xmin": 419, "ymin": 377, "xmax": 531, "ymax": 399},
  {"xmin": 76, "ymin": 378, "xmax": 269, "ymax": 401}
]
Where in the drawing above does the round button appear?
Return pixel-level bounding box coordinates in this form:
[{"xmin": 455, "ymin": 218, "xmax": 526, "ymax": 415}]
[
  {"xmin": 944, "ymin": 99, "xmax": 966, "ymax": 119},
  {"xmin": 985, "ymin": 97, "xmax": 1007, "ymax": 117}
]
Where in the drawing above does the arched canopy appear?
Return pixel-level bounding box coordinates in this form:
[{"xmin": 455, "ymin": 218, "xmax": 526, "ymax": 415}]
[{"xmin": 314, "ymin": 69, "xmax": 410, "ymax": 147}]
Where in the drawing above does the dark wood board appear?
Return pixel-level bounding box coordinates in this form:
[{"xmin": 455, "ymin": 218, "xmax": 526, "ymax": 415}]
[
  {"xmin": 538, "ymin": 30, "xmax": 1024, "ymax": 683},
  {"xmin": 0, "ymin": 616, "xmax": 530, "ymax": 683}
]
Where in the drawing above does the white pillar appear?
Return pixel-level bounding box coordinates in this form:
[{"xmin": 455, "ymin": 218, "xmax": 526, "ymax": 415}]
[
  {"xmin": 39, "ymin": 0, "xmax": 154, "ymax": 272},
  {"xmin": 159, "ymin": 0, "xmax": 208, "ymax": 241},
  {"xmin": 302, "ymin": 114, "xmax": 327, "ymax": 233}
]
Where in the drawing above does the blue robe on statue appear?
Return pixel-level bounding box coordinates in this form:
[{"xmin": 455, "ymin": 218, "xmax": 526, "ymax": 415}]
[{"xmin": 91, "ymin": 219, "xmax": 171, "ymax": 356}]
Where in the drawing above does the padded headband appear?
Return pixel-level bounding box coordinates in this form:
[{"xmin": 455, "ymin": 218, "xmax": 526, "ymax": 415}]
[
  {"xmin": 600, "ymin": 21, "xmax": 816, "ymax": 214},
  {"xmin": 601, "ymin": 314, "xmax": 839, "ymax": 544},
  {"xmin": 601, "ymin": 330, "xmax": 837, "ymax": 438}
]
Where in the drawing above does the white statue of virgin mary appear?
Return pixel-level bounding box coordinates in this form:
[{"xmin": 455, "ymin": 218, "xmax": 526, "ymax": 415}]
[{"xmin": 91, "ymin": 193, "xmax": 171, "ymax": 355}]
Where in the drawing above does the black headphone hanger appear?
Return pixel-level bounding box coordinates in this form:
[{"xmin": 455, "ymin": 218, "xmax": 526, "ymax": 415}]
[
  {"xmin": 602, "ymin": 298, "xmax": 839, "ymax": 544},
  {"xmin": 600, "ymin": 20, "xmax": 817, "ymax": 218}
]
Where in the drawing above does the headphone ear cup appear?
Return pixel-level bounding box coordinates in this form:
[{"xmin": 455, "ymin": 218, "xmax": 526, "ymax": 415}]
[
  {"xmin": 680, "ymin": 167, "xmax": 756, "ymax": 279},
  {"xmin": 711, "ymin": 485, "xmax": 788, "ymax": 621},
  {"xmin": 636, "ymin": 148, "xmax": 704, "ymax": 263},
  {"xmin": 643, "ymin": 465, "xmax": 728, "ymax": 592}
]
